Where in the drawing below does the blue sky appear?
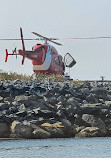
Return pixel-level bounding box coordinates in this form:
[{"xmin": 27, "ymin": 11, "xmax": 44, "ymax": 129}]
[{"xmin": 0, "ymin": 0, "xmax": 111, "ymax": 80}]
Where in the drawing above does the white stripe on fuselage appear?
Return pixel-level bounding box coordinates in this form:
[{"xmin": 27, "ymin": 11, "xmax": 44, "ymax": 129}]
[{"xmin": 33, "ymin": 46, "xmax": 51, "ymax": 71}]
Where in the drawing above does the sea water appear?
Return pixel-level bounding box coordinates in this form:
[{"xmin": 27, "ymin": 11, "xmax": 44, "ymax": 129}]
[{"xmin": 0, "ymin": 137, "xmax": 111, "ymax": 158}]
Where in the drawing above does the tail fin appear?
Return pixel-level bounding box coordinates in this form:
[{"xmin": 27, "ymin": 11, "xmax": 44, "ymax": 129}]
[
  {"xmin": 20, "ymin": 27, "xmax": 25, "ymax": 51},
  {"xmin": 5, "ymin": 49, "xmax": 8, "ymax": 62},
  {"xmin": 20, "ymin": 28, "xmax": 25, "ymax": 64}
]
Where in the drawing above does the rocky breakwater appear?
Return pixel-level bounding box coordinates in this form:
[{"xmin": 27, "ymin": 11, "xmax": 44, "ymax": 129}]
[{"xmin": 0, "ymin": 79, "xmax": 111, "ymax": 139}]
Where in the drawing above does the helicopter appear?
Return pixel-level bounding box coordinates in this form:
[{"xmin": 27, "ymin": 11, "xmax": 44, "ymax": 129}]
[{"xmin": 3, "ymin": 28, "xmax": 76, "ymax": 75}]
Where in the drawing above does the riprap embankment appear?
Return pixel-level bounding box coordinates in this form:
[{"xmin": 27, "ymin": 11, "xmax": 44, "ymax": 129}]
[{"xmin": 0, "ymin": 79, "xmax": 111, "ymax": 138}]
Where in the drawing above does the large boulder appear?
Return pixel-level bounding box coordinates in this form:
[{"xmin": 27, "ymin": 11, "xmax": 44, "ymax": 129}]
[
  {"xmin": 41, "ymin": 122, "xmax": 64, "ymax": 138},
  {"xmin": 32, "ymin": 126, "xmax": 51, "ymax": 139},
  {"xmin": 64, "ymin": 98, "xmax": 79, "ymax": 114},
  {"xmin": 75, "ymin": 127, "xmax": 105, "ymax": 137},
  {"xmin": 0, "ymin": 123, "xmax": 10, "ymax": 137},
  {"xmin": 10, "ymin": 121, "xmax": 33, "ymax": 138},
  {"xmin": 79, "ymin": 103, "xmax": 106, "ymax": 116},
  {"xmin": 14, "ymin": 95, "xmax": 29, "ymax": 105},
  {"xmin": 106, "ymin": 124, "xmax": 111, "ymax": 136},
  {"xmin": 82, "ymin": 114, "xmax": 106, "ymax": 135}
]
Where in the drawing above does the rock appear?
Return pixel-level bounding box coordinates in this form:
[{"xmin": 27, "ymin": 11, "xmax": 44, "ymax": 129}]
[
  {"xmin": 56, "ymin": 102, "xmax": 63, "ymax": 110},
  {"xmin": 49, "ymin": 127, "xmax": 64, "ymax": 138},
  {"xmin": 94, "ymin": 89, "xmax": 108, "ymax": 100},
  {"xmin": 105, "ymin": 101, "xmax": 111, "ymax": 109},
  {"xmin": 0, "ymin": 103, "xmax": 9, "ymax": 111},
  {"xmin": 0, "ymin": 79, "xmax": 111, "ymax": 138},
  {"xmin": 16, "ymin": 111, "xmax": 27, "ymax": 117},
  {"xmin": 106, "ymin": 124, "xmax": 111, "ymax": 136},
  {"xmin": 19, "ymin": 104, "xmax": 26, "ymax": 111},
  {"xmin": 61, "ymin": 118, "xmax": 71, "ymax": 127},
  {"xmin": 41, "ymin": 122, "xmax": 65, "ymax": 138},
  {"xmin": 0, "ymin": 96, "xmax": 3, "ymax": 102},
  {"xmin": 64, "ymin": 98, "xmax": 79, "ymax": 114},
  {"xmin": 14, "ymin": 95, "xmax": 29, "ymax": 104},
  {"xmin": 32, "ymin": 126, "xmax": 51, "ymax": 139},
  {"xmin": 29, "ymin": 117, "xmax": 45, "ymax": 125},
  {"xmin": 0, "ymin": 114, "xmax": 11, "ymax": 124},
  {"xmin": 48, "ymin": 96, "xmax": 58, "ymax": 105},
  {"xmin": 79, "ymin": 103, "xmax": 105, "ymax": 115},
  {"xmin": 57, "ymin": 95, "xmax": 67, "ymax": 103},
  {"xmin": 83, "ymin": 100, "xmax": 88, "ymax": 104},
  {"xmin": 0, "ymin": 123, "xmax": 10, "ymax": 137},
  {"xmin": 9, "ymin": 106, "xmax": 18, "ymax": 113},
  {"xmin": 37, "ymin": 109, "xmax": 57, "ymax": 118},
  {"xmin": 85, "ymin": 94, "xmax": 96, "ymax": 104},
  {"xmin": 65, "ymin": 98, "xmax": 79, "ymax": 106},
  {"xmin": 82, "ymin": 114, "xmax": 106, "ymax": 134},
  {"xmin": 0, "ymin": 89, "xmax": 11, "ymax": 98},
  {"xmin": 74, "ymin": 114, "xmax": 82, "ymax": 125},
  {"xmin": 83, "ymin": 88, "xmax": 90, "ymax": 95},
  {"xmin": 11, "ymin": 121, "xmax": 33, "ymax": 138},
  {"xmin": 75, "ymin": 127, "xmax": 105, "ymax": 137},
  {"xmin": 75, "ymin": 126, "xmax": 85, "ymax": 133}
]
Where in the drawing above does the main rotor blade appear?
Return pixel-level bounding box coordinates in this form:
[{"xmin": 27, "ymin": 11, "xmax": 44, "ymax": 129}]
[
  {"xmin": 32, "ymin": 32, "xmax": 62, "ymax": 45},
  {"xmin": 0, "ymin": 38, "xmax": 40, "ymax": 40},
  {"xmin": 32, "ymin": 32, "xmax": 49, "ymax": 40},
  {"xmin": 50, "ymin": 40, "xmax": 62, "ymax": 45},
  {"xmin": 64, "ymin": 37, "xmax": 111, "ymax": 39}
]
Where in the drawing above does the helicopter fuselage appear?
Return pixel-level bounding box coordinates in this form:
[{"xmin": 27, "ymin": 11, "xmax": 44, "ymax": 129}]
[{"xmin": 19, "ymin": 44, "xmax": 64, "ymax": 75}]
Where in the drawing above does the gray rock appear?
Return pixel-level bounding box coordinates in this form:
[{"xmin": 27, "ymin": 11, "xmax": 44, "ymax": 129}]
[
  {"xmin": 57, "ymin": 95, "xmax": 67, "ymax": 103},
  {"xmin": 9, "ymin": 106, "xmax": 18, "ymax": 113},
  {"xmin": 0, "ymin": 96, "xmax": 3, "ymax": 102},
  {"xmin": 32, "ymin": 126, "xmax": 51, "ymax": 139},
  {"xmin": 65, "ymin": 98, "xmax": 79, "ymax": 106},
  {"xmin": 48, "ymin": 96, "xmax": 58, "ymax": 105},
  {"xmin": 83, "ymin": 100, "xmax": 88, "ymax": 104},
  {"xmin": 75, "ymin": 127, "xmax": 105, "ymax": 137},
  {"xmin": 19, "ymin": 104, "xmax": 26, "ymax": 111},
  {"xmin": 41, "ymin": 123, "xmax": 64, "ymax": 138},
  {"xmin": 15, "ymin": 95, "xmax": 29, "ymax": 103},
  {"xmin": 106, "ymin": 124, "xmax": 111, "ymax": 136},
  {"xmin": 79, "ymin": 103, "xmax": 105, "ymax": 115},
  {"xmin": 83, "ymin": 88, "xmax": 90, "ymax": 95},
  {"xmin": 61, "ymin": 118, "xmax": 71, "ymax": 127},
  {"xmin": 75, "ymin": 126, "xmax": 85, "ymax": 133},
  {"xmin": 82, "ymin": 114, "xmax": 106, "ymax": 134},
  {"xmin": 11, "ymin": 121, "xmax": 33, "ymax": 138},
  {"xmin": 0, "ymin": 103, "xmax": 9, "ymax": 111},
  {"xmin": 0, "ymin": 123, "xmax": 10, "ymax": 137},
  {"xmin": 56, "ymin": 104, "xmax": 63, "ymax": 110},
  {"xmin": 105, "ymin": 101, "xmax": 111, "ymax": 109},
  {"xmin": 16, "ymin": 111, "xmax": 27, "ymax": 117}
]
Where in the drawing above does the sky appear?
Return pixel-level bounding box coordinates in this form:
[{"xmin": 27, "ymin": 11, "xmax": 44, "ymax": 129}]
[{"xmin": 0, "ymin": 0, "xmax": 111, "ymax": 80}]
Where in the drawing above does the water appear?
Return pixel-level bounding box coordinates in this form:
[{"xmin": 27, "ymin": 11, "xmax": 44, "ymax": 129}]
[{"xmin": 0, "ymin": 137, "xmax": 111, "ymax": 158}]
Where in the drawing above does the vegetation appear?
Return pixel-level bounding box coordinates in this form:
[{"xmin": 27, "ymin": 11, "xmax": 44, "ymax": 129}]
[
  {"xmin": 34, "ymin": 73, "xmax": 65, "ymax": 82},
  {"xmin": 0, "ymin": 70, "xmax": 32, "ymax": 81},
  {"xmin": 0, "ymin": 69, "xmax": 82, "ymax": 86}
]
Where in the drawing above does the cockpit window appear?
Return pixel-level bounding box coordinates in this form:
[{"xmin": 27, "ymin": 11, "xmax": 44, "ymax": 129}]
[
  {"xmin": 55, "ymin": 57, "xmax": 59, "ymax": 65},
  {"xmin": 55, "ymin": 56, "xmax": 62, "ymax": 66}
]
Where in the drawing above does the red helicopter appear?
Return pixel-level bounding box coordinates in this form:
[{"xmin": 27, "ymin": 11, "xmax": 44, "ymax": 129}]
[{"xmin": 3, "ymin": 28, "xmax": 76, "ymax": 75}]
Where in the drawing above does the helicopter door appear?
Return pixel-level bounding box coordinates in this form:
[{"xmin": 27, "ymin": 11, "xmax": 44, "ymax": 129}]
[{"xmin": 64, "ymin": 53, "xmax": 76, "ymax": 68}]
